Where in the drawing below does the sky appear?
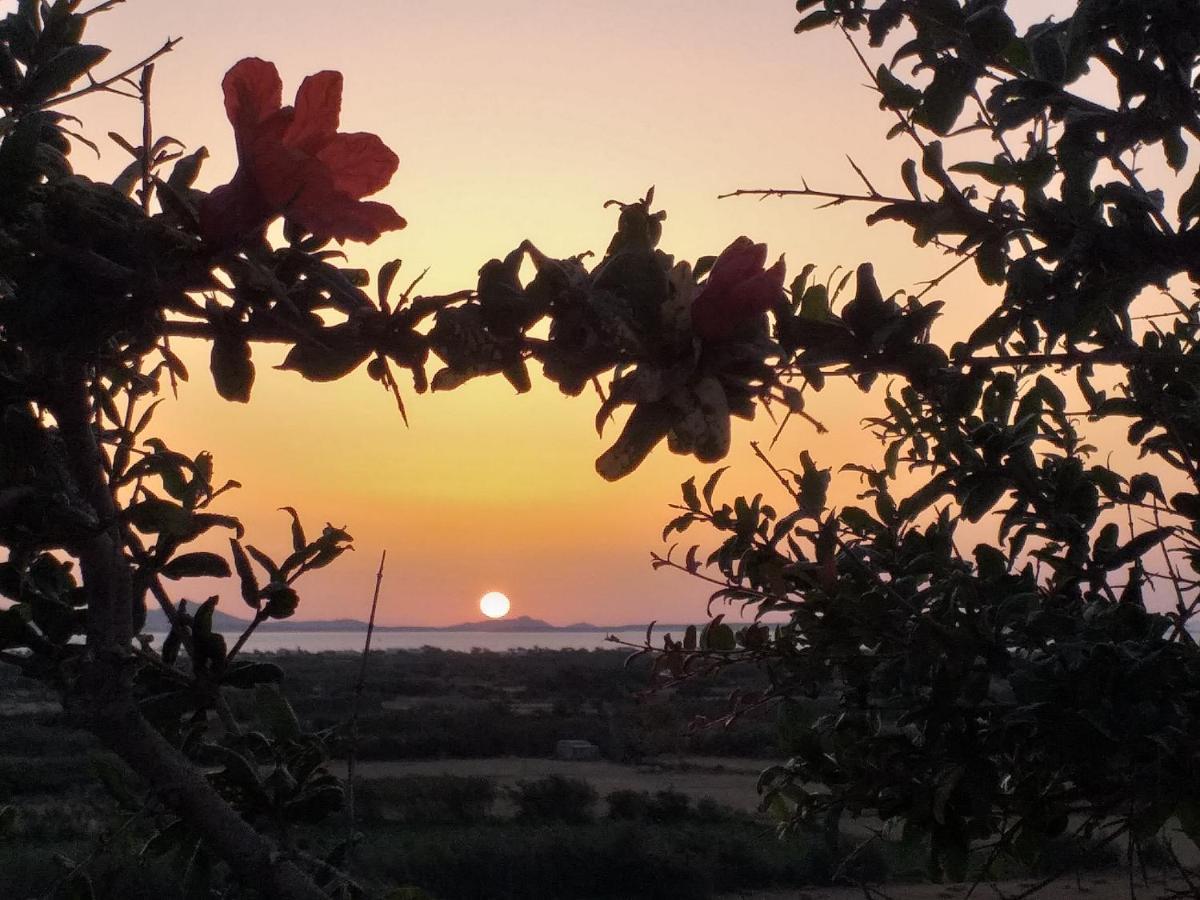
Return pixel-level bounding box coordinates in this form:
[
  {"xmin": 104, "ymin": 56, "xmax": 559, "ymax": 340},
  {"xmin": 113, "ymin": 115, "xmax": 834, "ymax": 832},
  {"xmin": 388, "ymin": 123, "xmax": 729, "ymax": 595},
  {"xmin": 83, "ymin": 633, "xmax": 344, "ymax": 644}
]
[{"xmin": 43, "ymin": 0, "xmax": 1085, "ymax": 626}]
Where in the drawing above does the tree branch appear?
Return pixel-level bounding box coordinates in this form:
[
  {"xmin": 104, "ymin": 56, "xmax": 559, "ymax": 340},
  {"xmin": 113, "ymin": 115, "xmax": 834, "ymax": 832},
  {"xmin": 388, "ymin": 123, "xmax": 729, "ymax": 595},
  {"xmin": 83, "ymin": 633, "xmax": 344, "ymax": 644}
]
[
  {"xmin": 45, "ymin": 37, "xmax": 182, "ymax": 108},
  {"xmin": 49, "ymin": 364, "xmax": 329, "ymax": 900}
]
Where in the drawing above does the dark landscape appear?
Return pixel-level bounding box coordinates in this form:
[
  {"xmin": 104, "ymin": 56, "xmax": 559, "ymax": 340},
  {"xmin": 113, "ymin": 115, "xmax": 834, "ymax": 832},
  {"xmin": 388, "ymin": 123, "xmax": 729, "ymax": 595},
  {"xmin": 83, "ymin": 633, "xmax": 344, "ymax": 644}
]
[
  {"xmin": 142, "ymin": 609, "xmax": 697, "ymax": 634},
  {"xmin": 4, "ymin": 1, "xmax": 1200, "ymax": 898},
  {"xmin": 0, "ymin": 647, "xmax": 1153, "ymax": 899}
]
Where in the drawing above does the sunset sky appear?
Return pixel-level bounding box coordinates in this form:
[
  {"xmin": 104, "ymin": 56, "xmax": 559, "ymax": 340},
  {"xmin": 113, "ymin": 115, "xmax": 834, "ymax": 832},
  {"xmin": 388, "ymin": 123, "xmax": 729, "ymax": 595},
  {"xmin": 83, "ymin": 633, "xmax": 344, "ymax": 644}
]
[{"xmin": 58, "ymin": 1, "xmax": 1085, "ymax": 626}]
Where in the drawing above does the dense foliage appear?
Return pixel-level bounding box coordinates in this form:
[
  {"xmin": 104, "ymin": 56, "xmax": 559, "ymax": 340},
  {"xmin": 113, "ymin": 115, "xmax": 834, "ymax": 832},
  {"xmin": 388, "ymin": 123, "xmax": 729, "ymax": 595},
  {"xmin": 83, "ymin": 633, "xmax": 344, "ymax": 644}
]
[
  {"xmin": 637, "ymin": 0, "xmax": 1200, "ymax": 887},
  {"xmin": 0, "ymin": 1, "xmax": 812, "ymax": 895},
  {"xmin": 4, "ymin": 0, "xmax": 1200, "ymax": 895}
]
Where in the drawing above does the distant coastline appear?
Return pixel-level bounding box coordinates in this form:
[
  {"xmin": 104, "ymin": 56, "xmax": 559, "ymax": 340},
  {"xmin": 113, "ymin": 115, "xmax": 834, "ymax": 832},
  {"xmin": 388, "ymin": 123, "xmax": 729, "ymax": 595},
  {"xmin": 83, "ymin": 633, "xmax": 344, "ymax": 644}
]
[{"xmin": 144, "ymin": 609, "xmax": 693, "ymax": 634}]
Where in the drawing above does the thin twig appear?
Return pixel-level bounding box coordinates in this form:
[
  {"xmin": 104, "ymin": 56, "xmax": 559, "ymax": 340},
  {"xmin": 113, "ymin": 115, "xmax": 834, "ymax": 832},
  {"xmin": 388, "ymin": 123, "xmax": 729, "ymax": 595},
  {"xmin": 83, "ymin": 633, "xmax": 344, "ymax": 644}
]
[
  {"xmin": 139, "ymin": 63, "xmax": 154, "ymax": 215},
  {"xmin": 717, "ymin": 185, "xmax": 908, "ymax": 205},
  {"xmin": 840, "ymin": 25, "xmax": 926, "ymax": 152},
  {"xmin": 345, "ymin": 549, "xmax": 387, "ymax": 869},
  {"xmin": 915, "ymin": 250, "xmax": 977, "ymax": 299},
  {"xmin": 40, "ymin": 808, "xmax": 148, "ymax": 900},
  {"xmin": 80, "ymin": 0, "xmax": 127, "ymax": 16},
  {"xmin": 225, "ymin": 610, "xmax": 268, "ymax": 664},
  {"xmin": 46, "ymin": 37, "xmax": 181, "ymax": 108}
]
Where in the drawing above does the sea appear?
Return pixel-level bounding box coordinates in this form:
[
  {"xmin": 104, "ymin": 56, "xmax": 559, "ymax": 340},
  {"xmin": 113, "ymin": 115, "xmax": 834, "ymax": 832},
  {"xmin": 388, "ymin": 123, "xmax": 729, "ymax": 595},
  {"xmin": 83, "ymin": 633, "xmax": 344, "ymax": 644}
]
[
  {"xmin": 154, "ymin": 624, "xmax": 1200, "ymax": 654},
  {"xmin": 164, "ymin": 630, "xmax": 657, "ymax": 654}
]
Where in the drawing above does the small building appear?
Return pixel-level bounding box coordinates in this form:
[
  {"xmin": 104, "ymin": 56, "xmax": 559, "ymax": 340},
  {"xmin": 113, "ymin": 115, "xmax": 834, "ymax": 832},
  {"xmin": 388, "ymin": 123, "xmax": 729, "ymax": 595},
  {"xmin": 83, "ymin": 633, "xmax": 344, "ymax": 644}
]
[{"xmin": 555, "ymin": 739, "xmax": 600, "ymax": 761}]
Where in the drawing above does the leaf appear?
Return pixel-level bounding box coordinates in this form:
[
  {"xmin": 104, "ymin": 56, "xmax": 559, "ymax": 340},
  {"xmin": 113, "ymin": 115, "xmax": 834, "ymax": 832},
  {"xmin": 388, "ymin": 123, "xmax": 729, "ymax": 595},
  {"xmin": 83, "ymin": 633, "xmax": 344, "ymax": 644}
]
[
  {"xmin": 378, "ymin": 258, "xmax": 403, "ymax": 306},
  {"xmin": 160, "ymin": 552, "xmax": 231, "ymax": 581},
  {"xmin": 795, "ymin": 10, "xmax": 837, "ymax": 34},
  {"xmin": 1110, "ymin": 527, "xmax": 1174, "ymax": 567},
  {"xmin": 662, "ymin": 513, "xmax": 694, "ymax": 542},
  {"xmin": 127, "ymin": 498, "xmax": 193, "ymax": 537},
  {"xmin": 900, "ymin": 158, "xmax": 921, "ymax": 200},
  {"xmin": 210, "ymin": 335, "xmax": 254, "ymax": 403},
  {"xmin": 229, "ymin": 539, "xmax": 260, "ymax": 610},
  {"xmin": 681, "ymin": 477, "xmax": 701, "ymax": 511},
  {"xmin": 245, "ymin": 545, "xmax": 282, "ymax": 582},
  {"xmin": 278, "ymin": 325, "xmax": 371, "ymax": 382},
  {"xmin": 25, "ymin": 44, "xmax": 109, "ymax": 102},
  {"xmin": 702, "ymin": 467, "xmax": 729, "ymax": 510},
  {"xmin": 167, "ymin": 147, "xmax": 208, "ymax": 191},
  {"xmin": 917, "ymin": 59, "xmax": 972, "ymax": 134},
  {"xmin": 255, "ymin": 684, "xmax": 301, "ymax": 742},
  {"xmin": 279, "ymin": 506, "xmax": 306, "ymax": 554},
  {"xmin": 949, "ymin": 159, "xmax": 1016, "ymax": 186},
  {"xmin": 875, "ymin": 65, "xmax": 922, "ymax": 111},
  {"xmin": 961, "ymin": 476, "xmax": 1007, "ymax": 523}
]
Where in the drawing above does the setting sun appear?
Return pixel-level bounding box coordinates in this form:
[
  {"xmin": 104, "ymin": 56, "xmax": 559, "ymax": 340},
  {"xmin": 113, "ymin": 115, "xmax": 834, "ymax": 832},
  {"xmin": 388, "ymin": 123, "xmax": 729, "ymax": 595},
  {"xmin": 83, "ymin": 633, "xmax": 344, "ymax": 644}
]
[{"xmin": 479, "ymin": 591, "xmax": 511, "ymax": 620}]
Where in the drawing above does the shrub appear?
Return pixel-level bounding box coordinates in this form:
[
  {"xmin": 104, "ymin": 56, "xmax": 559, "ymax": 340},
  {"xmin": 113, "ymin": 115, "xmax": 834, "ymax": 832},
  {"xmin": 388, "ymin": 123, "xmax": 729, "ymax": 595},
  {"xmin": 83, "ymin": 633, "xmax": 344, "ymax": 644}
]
[
  {"xmin": 354, "ymin": 775, "xmax": 496, "ymax": 826},
  {"xmin": 509, "ymin": 776, "xmax": 598, "ymax": 824},
  {"xmin": 606, "ymin": 788, "xmax": 693, "ymax": 824}
]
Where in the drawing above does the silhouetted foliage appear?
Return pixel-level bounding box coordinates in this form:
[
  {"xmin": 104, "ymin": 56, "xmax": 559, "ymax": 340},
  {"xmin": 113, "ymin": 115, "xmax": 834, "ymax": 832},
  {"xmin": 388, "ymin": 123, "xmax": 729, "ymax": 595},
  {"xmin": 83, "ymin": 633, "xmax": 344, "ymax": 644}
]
[
  {"xmin": 622, "ymin": 0, "xmax": 1200, "ymax": 888},
  {"xmin": 0, "ymin": 0, "xmax": 804, "ymax": 892},
  {"xmin": 6, "ymin": 0, "xmax": 1200, "ymax": 895}
]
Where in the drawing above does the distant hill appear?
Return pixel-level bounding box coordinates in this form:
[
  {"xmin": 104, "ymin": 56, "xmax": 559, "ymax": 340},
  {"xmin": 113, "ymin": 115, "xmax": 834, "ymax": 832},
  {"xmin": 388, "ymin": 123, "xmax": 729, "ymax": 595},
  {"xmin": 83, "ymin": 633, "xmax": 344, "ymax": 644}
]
[{"xmin": 143, "ymin": 608, "xmax": 689, "ymax": 634}]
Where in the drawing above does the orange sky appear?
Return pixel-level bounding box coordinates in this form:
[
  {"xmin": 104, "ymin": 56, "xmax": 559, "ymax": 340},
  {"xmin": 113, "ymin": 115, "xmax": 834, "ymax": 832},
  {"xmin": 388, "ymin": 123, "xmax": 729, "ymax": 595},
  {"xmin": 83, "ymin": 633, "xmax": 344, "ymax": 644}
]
[{"xmin": 56, "ymin": 1, "xmax": 1087, "ymax": 626}]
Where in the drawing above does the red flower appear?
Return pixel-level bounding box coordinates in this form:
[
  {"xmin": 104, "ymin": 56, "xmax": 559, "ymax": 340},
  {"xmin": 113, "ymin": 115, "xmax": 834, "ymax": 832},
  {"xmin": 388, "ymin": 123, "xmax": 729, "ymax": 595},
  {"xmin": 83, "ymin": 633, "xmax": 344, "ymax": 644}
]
[
  {"xmin": 689, "ymin": 237, "xmax": 786, "ymax": 341},
  {"xmin": 200, "ymin": 58, "xmax": 406, "ymax": 247}
]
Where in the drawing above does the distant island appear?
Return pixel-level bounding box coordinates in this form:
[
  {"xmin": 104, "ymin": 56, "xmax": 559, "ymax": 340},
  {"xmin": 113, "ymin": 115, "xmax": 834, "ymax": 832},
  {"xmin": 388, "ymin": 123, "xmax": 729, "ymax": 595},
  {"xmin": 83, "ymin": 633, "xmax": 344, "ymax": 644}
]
[{"xmin": 143, "ymin": 609, "xmax": 693, "ymax": 634}]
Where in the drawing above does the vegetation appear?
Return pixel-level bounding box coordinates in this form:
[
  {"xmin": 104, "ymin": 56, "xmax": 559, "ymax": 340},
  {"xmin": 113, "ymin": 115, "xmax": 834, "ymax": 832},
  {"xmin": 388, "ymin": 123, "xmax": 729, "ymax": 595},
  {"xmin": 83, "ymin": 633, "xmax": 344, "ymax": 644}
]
[
  {"xmin": 3, "ymin": 0, "xmax": 1200, "ymax": 896},
  {"xmin": 0, "ymin": 652, "xmax": 881, "ymax": 899},
  {"xmin": 628, "ymin": 0, "xmax": 1200, "ymax": 889}
]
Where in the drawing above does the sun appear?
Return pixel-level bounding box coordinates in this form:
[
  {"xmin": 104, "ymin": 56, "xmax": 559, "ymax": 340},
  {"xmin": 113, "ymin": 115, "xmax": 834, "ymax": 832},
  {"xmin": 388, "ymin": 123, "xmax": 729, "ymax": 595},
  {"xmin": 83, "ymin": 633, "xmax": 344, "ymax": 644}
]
[{"xmin": 479, "ymin": 591, "xmax": 511, "ymax": 619}]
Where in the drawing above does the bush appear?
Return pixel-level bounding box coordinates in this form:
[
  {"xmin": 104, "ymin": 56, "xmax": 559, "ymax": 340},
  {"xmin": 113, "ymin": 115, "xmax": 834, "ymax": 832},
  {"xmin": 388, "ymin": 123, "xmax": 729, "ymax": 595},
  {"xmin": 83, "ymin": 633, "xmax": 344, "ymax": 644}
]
[
  {"xmin": 509, "ymin": 776, "xmax": 598, "ymax": 824},
  {"xmin": 358, "ymin": 820, "xmax": 854, "ymax": 899},
  {"xmin": 355, "ymin": 775, "xmax": 496, "ymax": 826},
  {"xmin": 0, "ymin": 841, "xmax": 181, "ymax": 900},
  {"xmin": 0, "ymin": 756, "xmax": 102, "ymax": 797},
  {"xmin": 606, "ymin": 788, "xmax": 692, "ymax": 824}
]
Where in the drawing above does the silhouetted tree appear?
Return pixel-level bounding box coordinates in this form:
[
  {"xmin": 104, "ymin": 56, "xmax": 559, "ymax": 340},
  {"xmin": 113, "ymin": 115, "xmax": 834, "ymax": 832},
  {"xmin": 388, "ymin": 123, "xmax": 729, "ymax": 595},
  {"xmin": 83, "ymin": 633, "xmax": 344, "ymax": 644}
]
[
  {"xmin": 0, "ymin": 2, "xmax": 798, "ymax": 896},
  {"xmin": 5, "ymin": 0, "xmax": 1200, "ymax": 895},
  {"xmin": 633, "ymin": 0, "xmax": 1200, "ymax": 888}
]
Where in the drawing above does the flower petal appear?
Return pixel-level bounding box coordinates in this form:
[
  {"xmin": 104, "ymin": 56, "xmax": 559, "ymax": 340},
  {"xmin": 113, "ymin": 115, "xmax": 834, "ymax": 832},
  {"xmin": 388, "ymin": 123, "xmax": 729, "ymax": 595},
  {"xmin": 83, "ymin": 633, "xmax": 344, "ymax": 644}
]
[
  {"xmin": 706, "ymin": 237, "xmax": 768, "ymax": 294},
  {"xmin": 292, "ymin": 189, "xmax": 407, "ymax": 244},
  {"xmin": 691, "ymin": 252, "xmax": 785, "ymax": 341},
  {"xmin": 222, "ymin": 58, "xmax": 282, "ymax": 139},
  {"xmin": 198, "ymin": 171, "xmax": 271, "ymax": 246},
  {"xmin": 315, "ymin": 131, "xmax": 399, "ymax": 198},
  {"xmin": 249, "ymin": 139, "xmax": 321, "ymax": 211},
  {"xmin": 736, "ymin": 256, "xmax": 787, "ymax": 315},
  {"xmin": 285, "ymin": 70, "xmax": 342, "ymax": 154}
]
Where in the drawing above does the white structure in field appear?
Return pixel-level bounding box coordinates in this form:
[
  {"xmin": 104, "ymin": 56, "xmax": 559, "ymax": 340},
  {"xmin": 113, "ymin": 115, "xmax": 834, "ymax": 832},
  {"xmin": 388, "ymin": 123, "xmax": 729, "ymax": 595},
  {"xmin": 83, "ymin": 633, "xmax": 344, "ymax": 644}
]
[{"xmin": 555, "ymin": 739, "xmax": 600, "ymax": 761}]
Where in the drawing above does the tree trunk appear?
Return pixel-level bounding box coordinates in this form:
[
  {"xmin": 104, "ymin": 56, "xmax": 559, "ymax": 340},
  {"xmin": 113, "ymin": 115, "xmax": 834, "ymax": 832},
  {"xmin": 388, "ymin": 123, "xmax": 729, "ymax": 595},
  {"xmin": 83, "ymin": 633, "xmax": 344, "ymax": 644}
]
[{"xmin": 50, "ymin": 363, "xmax": 329, "ymax": 900}]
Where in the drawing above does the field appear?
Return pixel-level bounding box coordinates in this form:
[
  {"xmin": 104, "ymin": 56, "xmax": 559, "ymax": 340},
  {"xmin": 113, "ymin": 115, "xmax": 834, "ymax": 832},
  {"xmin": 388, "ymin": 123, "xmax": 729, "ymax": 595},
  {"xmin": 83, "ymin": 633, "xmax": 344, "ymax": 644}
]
[
  {"xmin": 0, "ymin": 647, "xmax": 1194, "ymax": 899},
  {"xmin": 346, "ymin": 756, "xmax": 766, "ymax": 813}
]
